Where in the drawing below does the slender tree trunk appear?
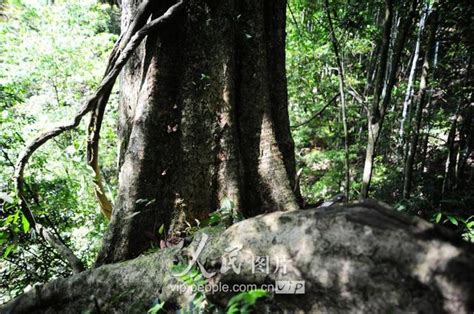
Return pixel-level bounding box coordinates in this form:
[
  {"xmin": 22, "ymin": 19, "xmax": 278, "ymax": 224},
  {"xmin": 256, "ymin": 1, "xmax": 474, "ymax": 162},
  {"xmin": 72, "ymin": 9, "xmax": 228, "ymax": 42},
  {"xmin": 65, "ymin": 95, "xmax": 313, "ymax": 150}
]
[
  {"xmin": 403, "ymin": 2, "xmax": 439, "ymax": 198},
  {"xmin": 364, "ymin": 43, "xmax": 380, "ymax": 98},
  {"xmin": 361, "ymin": 0, "xmax": 417, "ymax": 199},
  {"xmin": 361, "ymin": 122, "xmax": 378, "ymax": 198},
  {"xmin": 441, "ymin": 105, "xmax": 461, "ymax": 196},
  {"xmin": 324, "ymin": 0, "xmax": 350, "ymax": 200},
  {"xmin": 419, "ymin": 104, "xmax": 434, "ymax": 177},
  {"xmin": 96, "ymin": 0, "xmax": 299, "ymax": 265},
  {"xmin": 454, "ymin": 54, "xmax": 473, "ymax": 188},
  {"xmin": 361, "ymin": 0, "xmax": 394, "ymax": 199},
  {"xmin": 399, "ymin": 2, "xmax": 427, "ymax": 142},
  {"xmin": 456, "ymin": 102, "xmax": 473, "ymax": 187}
]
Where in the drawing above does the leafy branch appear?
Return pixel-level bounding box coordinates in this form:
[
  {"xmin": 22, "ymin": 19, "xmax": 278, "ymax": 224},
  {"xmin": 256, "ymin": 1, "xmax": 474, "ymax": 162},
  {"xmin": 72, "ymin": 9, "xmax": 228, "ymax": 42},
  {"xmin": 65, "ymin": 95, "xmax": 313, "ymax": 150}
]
[{"xmin": 13, "ymin": 0, "xmax": 186, "ymax": 273}]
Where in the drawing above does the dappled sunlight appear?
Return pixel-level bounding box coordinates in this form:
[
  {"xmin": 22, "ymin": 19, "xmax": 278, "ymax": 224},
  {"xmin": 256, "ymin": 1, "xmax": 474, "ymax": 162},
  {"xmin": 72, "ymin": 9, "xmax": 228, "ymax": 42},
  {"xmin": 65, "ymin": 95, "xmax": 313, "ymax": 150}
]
[
  {"xmin": 412, "ymin": 242, "xmax": 468, "ymax": 312},
  {"xmin": 413, "ymin": 241, "xmax": 460, "ymax": 283}
]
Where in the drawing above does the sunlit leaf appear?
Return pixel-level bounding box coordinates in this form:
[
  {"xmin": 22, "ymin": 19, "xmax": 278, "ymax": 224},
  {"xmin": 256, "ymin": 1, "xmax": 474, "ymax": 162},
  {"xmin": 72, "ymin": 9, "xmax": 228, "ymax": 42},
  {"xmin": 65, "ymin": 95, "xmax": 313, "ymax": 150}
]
[
  {"xmin": 3, "ymin": 244, "xmax": 15, "ymax": 258},
  {"xmin": 21, "ymin": 213, "xmax": 30, "ymax": 233},
  {"xmin": 147, "ymin": 301, "xmax": 165, "ymax": 314},
  {"xmin": 158, "ymin": 224, "xmax": 165, "ymax": 235},
  {"xmin": 447, "ymin": 216, "xmax": 458, "ymax": 226}
]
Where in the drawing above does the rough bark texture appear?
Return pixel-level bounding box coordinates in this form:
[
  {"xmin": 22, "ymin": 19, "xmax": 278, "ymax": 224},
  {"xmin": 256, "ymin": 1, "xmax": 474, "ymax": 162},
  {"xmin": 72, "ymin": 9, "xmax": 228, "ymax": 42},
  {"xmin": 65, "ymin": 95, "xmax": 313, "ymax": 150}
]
[
  {"xmin": 3, "ymin": 201, "xmax": 473, "ymax": 313},
  {"xmin": 97, "ymin": 0, "xmax": 299, "ymax": 265}
]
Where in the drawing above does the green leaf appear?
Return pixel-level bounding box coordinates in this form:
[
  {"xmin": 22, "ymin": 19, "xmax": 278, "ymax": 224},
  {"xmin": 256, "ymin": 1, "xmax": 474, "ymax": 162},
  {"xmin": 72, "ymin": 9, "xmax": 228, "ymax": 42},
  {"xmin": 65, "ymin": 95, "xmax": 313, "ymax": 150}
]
[
  {"xmin": 21, "ymin": 213, "xmax": 30, "ymax": 233},
  {"xmin": 3, "ymin": 244, "xmax": 15, "ymax": 258},
  {"xmin": 226, "ymin": 289, "xmax": 267, "ymax": 313},
  {"xmin": 147, "ymin": 301, "xmax": 165, "ymax": 314},
  {"xmin": 447, "ymin": 216, "xmax": 458, "ymax": 226},
  {"xmin": 227, "ymin": 303, "xmax": 239, "ymax": 314},
  {"xmin": 12, "ymin": 211, "xmax": 20, "ymax": 225},
  {"xmin": 158, "ymin": 224, "xmax": 165, "ymax": 235},
  {"xmin": 208, "ymin": 212, "xmax": 221, "ymax": 226},
  {"xmin": 243, "ymin": 289, "xmax": 267, "ymax": 305},
  {"xmin": 435, "ymin": 212, "xmax": 442, "ymax": 224}
]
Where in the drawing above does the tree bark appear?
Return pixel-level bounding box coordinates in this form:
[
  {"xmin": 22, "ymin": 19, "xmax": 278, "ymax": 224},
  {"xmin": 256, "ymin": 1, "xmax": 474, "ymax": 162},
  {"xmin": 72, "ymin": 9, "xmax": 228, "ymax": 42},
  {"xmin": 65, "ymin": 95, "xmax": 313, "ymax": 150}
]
[
  {"xmin": 3, "ymin": 201, "xmax": 474, "ymax": 313},
  {"xmin": 96, "ymin": 0, "xmax": 299, "ymax": 266}
]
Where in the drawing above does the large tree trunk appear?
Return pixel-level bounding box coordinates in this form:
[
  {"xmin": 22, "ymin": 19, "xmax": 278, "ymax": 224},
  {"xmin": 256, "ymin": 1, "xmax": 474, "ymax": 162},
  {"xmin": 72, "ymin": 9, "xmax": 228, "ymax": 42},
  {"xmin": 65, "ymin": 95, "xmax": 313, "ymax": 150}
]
[
  {"xmin": 3, "ymin": 201, "xmax": 474, "ymax": 313},
  {"xmin": 96, "ymin": 0, "xmax": 299, "ymax": 265}
]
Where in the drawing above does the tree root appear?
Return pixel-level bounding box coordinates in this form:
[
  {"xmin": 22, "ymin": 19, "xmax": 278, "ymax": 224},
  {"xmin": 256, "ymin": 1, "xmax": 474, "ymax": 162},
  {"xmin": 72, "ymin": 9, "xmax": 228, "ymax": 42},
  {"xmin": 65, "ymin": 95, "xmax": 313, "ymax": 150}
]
[{"xmin": 3, "ymin": 202, "xmax": 473, "ymax": 313}]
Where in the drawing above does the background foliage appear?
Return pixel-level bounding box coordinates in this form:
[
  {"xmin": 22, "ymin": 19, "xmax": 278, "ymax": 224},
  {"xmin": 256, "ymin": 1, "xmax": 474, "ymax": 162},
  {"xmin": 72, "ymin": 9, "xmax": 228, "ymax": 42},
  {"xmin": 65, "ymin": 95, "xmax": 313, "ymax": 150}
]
[
  {"xmin": 287, "ymin": 0, "xmax": 473, "ymax": 236},
  {"xmin": 0, "ymin": 0, "xmax": 119, "ymax": 302}
]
